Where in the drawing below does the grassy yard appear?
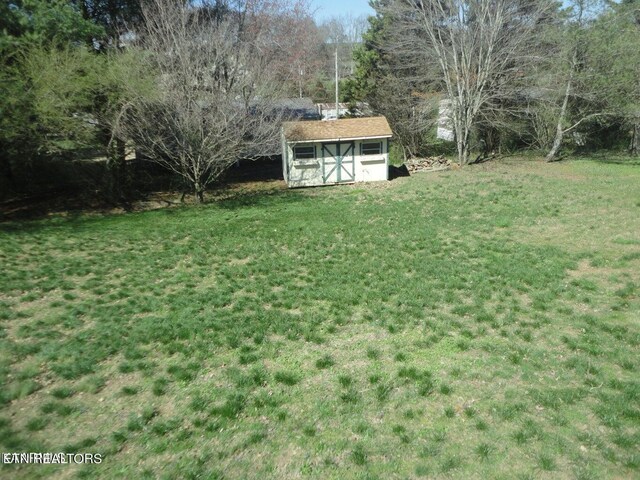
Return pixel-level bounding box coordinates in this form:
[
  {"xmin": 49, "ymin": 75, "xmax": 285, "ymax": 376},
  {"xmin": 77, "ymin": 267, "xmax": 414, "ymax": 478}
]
[{"xmin": 0, "ymin": 158, "xmax": 639, "ymax": 479}]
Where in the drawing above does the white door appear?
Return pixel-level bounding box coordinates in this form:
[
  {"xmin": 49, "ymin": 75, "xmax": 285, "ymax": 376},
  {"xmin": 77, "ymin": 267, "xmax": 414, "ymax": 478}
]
[{"xmin": 322, "ymin": 142, "xmax": 355, "ymax": 184}]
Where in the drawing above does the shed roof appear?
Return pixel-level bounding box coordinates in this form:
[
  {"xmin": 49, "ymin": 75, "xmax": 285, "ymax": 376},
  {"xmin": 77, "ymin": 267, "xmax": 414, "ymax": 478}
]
[{"xmin": 283, "ymin": 116, "xmax": 393, "ymax": 143}]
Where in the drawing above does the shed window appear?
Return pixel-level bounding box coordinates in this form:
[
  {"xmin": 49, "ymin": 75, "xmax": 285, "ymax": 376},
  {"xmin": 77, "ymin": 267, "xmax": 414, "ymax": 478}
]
[
  {"xmin": 294, "ymin": 145, "xmax": 316, "ymax": 160},
  {"xmin": 361, "ymin": 141, "xmax": 382, "ymax": 155}
]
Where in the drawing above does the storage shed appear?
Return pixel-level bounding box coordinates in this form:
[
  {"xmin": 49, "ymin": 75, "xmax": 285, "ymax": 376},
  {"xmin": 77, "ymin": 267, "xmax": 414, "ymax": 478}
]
[{"xmin": 282, "ymin": 116, "xmax": 393, "ymax": 188}]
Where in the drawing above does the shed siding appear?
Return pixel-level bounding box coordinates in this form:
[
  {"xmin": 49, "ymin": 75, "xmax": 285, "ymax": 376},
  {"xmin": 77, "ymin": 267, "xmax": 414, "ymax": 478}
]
[
  {"xmin": 285, "ymin": 139, "xmax": 389, "ymax": 188},
  {"xmin": 355, "ymin": 139, "xmax": 388, "ymax": 183}
]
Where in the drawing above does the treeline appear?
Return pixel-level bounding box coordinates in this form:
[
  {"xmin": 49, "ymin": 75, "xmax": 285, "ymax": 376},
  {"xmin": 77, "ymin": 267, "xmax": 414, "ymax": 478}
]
[
  {"xmin": 0, "ymin": 0, "xmax": 362, "ymax": 204},
  {"xmin": 1, "ymin": 1, "xmax": 638, "ymax": 207},
  {"xmin": 345, "ymin": 0, "xmax": 640, "ymax": 164}
]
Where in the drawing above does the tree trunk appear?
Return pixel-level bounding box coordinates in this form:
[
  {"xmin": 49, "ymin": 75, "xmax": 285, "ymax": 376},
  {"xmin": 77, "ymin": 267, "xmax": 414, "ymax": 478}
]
[
  {"xmin": 457, "ymin": 129, "xmax": 471, "ymax": 166},
  {"xmin": 194, "ymin": 182, "xmax": 204, "ymax": 203},
  {"xmin": 630, "ymin": 122, "xmax": 639, "ymax": 156},
  {"xmin": 455, "ymin": 129, "xmax": 465, "ymax": 166},
  {"xmin": 545, "ymin": 127, "xmax": 564, "ymax": 162},
  {"xmin": 487, "ymin": 127, "xmax": 500, "ymax": 154},
  {"xmin": 546, "ymin": 66, "xmax": 574, "ymax": 163},
  {"xmin": 462, "ymin": 141, "xmax": 470, "ymax": 166},
  {"xmin": 453, "ymin": 109, "xmax": 472, "ymax": 166},
  {"xmin": 106, "ymin": 137, "xmax": 127, "ymax": 204}
]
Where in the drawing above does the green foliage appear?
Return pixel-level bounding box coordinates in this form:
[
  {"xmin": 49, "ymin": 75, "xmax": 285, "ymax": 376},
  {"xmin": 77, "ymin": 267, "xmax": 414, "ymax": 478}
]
[
  {"xmin": 20, "ymin": 46, "xmax": 101, "ymax": 154},
  {"xmin": 0, "ymin": 0, "xmax": 103, "ymax": 52},
  {"xmin": 0, "ymin": 44, "xmax": 114, "ymax": 188},
  {"xmin": 0, "ymin": 6, "xmax": 154, "ymax": 198},
  {"xmin": 587, "ymin": 2, "xmax": 640, "ymax": 122},
  {"xmin": 0, "ymin": 1, "xmax": 156, "ymax": 200},
  {"xmin": 343, "ymin": 2, "xmax": 388, "ymax": 103},
  {"xmin": 0, "ymin": 1, "xmax": 102, "ymax": 195},
  {"xmin": 524, "ymin": 1, "xmax": 639, "ymax": 154},
  {"xmin": 0, "ymin": 58, "xmax": 34, "ymax": 159}
]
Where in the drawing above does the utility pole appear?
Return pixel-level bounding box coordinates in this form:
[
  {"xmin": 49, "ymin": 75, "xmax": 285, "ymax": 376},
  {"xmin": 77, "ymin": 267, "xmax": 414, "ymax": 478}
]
[
  {"xmin": 299, "ymin": 66, "xmax": 303, "ymax": 99},
  {"xmin": 335, "ymin": 48, "xmax": 339, "ymax": 121}
]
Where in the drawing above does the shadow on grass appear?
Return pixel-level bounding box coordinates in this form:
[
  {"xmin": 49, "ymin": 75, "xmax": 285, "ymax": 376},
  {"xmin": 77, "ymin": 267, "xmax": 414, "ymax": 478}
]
[
  {"xmin": 389, "ymin": 164, "xmax": 411, "ymax": 180},
  {"xmin": 208, "ymin": 185, "xmax": 305, "ymax": 211},
  {"xmin": 0, "ymin": 183, "xmax": 306, "ymax": 233},
  {"xmin": 0, "ymin": 156, "xmax": 286, "ymax": 224}
]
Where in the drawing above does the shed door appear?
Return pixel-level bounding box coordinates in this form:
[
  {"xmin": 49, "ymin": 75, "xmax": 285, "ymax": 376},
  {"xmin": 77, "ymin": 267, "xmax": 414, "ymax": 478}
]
[{"xmin": 322, "ymin": 142, "xmax": 355, "ymax": 184}]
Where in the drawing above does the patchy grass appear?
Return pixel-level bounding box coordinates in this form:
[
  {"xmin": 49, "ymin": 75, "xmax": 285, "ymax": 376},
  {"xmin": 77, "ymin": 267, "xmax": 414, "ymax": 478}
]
[{"xmin": 0, "ymin": 157, "xmax": 639, "ymax": 479}]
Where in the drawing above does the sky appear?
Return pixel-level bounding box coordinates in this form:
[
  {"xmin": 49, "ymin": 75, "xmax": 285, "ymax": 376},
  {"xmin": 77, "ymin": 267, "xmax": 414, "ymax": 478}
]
[{"xmin": 312, "ymin": 0, "xmax": 375, "ymax": 22}]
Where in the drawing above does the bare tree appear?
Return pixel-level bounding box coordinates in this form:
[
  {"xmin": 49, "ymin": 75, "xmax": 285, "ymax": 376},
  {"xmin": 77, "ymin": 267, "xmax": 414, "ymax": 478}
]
[
  {"xmin": 321, "ymin": 13, "xmax": 369, "ymax": 76},
  {"xmin": 274, "ymin": 11, "xmax": 325, "ymax": 98},
  {"xmin": 231, "ymin": 0, "xmax": 324, "ymax": 99},
  {"xmin": 384, "ymin": 0, "xmax": 555, "ymax": 165},
  {"xmin": 117, "ymin": 0, "xmax": 295, "ymax": 202},
  {"xmin": 321, "ymin": 13, "xmax": 369, "ymax": 46},
  {"xmin": 544, "ymin": 0, "xmax": 608, "ymax": 162}
]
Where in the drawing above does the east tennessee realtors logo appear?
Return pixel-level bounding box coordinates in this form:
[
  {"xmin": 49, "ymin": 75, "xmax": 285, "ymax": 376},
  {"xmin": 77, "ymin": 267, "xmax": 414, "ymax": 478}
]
[{"xmin": 2, "ymin": 452, "xmax": 102, "ymax": 465}]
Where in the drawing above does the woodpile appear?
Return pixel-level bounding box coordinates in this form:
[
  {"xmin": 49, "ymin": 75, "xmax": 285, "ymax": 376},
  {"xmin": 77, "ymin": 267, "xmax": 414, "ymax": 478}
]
[{"xmin": 405, "ymin": 156, "xmax": 452, "ymax": 173}]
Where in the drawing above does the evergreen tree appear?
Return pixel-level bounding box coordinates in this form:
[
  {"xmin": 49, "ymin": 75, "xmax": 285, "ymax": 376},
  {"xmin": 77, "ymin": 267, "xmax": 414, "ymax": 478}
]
[
  {"xmin": 345, "ymin": 0, "xmax": 434, "ymax": 160},
  {"xmin": 0, "ymin": 1, "xmax": 104, "ymax": 192}
]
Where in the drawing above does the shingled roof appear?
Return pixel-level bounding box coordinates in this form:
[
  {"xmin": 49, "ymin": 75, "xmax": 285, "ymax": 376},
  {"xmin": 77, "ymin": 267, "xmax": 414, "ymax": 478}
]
[{"xmin": 283, "ymin": 117, "xmax": 393, "ymax": 143}]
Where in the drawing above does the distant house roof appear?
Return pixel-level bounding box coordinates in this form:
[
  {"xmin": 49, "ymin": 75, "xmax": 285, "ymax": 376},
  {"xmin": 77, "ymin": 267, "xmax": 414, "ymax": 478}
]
[
  {"xmin": 283, "ymin": 117, "xmax": 393, "ymax": 143},
  {"xmin": 273, "ymin": 97, "xmax": 320, "ymax": 120},
  {"xmin": 317, "ymin": 102, "xmax": 350, "ymax": 110},
  {"xmin": 317, "ymin": 102, "xmax": 373, "ymax": 120}
]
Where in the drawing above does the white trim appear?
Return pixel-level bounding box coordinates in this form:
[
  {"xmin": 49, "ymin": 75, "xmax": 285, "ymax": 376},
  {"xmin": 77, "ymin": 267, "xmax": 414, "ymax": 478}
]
[
  {"xmin": 285, "ymin": 135, "xmax": 392, "ymax": 144},
  {"xmin": 293, "ymin": 160, "xmax": 320, "ymax": 168},
  {"xmin": 360, "ymin": 157, "xmax": 385, "ymax": 164}
]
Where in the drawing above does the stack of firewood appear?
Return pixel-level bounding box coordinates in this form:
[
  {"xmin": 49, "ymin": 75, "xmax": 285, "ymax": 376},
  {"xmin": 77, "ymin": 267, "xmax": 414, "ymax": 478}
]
[{"xmin": 405, "ymin": 156, "xmax": 452, "ymax": 173}]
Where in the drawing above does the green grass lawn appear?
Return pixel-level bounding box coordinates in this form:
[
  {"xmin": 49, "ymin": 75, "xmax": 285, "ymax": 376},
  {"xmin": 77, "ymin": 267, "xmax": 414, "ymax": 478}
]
[{"xmin": 1, "ymin": 158, "xmax": 639, "ymax": 479}]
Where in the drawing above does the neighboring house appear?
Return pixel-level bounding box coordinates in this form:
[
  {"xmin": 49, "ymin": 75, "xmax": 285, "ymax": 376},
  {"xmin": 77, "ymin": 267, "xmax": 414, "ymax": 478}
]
[
  {"xmin": 317, "ymin": 102, "xmax": 373, "ymax": 120},
  {"xmin": 317, "ymin": 103, "xmax": 350, "ymax": 121},
  {"xmin": 274, "ymin": 97, "xmax": 321, "ymax": 121},
  {"xmin": 240, "ymin": 97, "xmax": 321, "ymax": 159},
  {"xmin": 437, "ymin": 99, "xmax": 455, "ymax": 141},
  {"xmin": 282, "ymin": 117, "xmax": 393, "ymax": 188}
]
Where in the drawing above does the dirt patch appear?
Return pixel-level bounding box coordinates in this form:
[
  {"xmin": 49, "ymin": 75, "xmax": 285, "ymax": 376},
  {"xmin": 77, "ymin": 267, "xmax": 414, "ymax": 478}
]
[
  {"xmin": 228, "ymin": 257, "xmax": 252, "ymax": 267},
  {"xmin": 567, "ymin": 259, "xmax": 616, "ymax": 280}
]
